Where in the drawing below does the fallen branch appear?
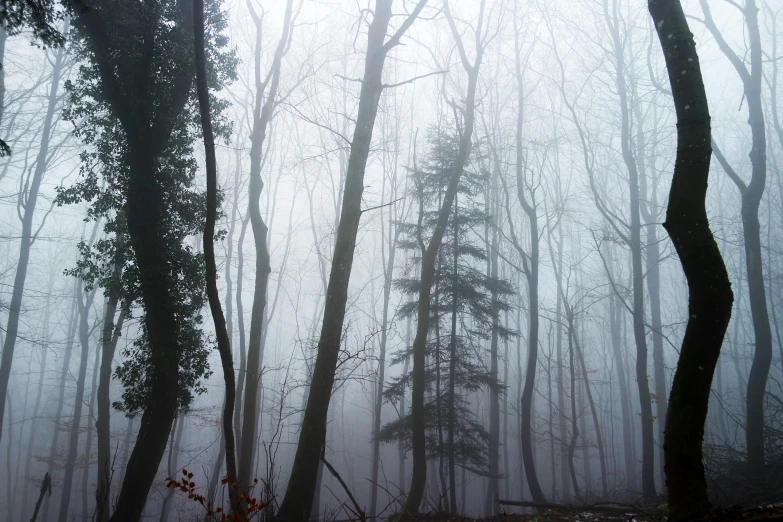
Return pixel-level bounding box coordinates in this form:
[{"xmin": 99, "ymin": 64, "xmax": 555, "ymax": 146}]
[
  {"xmin": 321, "ymin": 454, "xmax": 366, "ymax": 522},
  {"xmin": 497, "ymin": 499, "xmax": 661, "ymax": 515}
]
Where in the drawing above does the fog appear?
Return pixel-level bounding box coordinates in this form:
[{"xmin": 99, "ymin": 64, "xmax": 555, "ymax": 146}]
[{"xmin": 0, "ymin": 1, "xmax": 781, "ymax": 521}]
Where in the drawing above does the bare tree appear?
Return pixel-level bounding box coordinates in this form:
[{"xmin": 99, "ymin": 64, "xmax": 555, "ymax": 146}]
[
  {"xmin": 649, "ymin": 0, "xmax": 734, "ymax": 518},
  {"xmin": 238, "ymin": 0, "xmax": 296, "ymax": 499},
  {"xmin": 275, "ymin": 2, "xmax": 428, "ymax": 520},
  {"xmin": 0, "ymin": 19, "xmax": 68, "ymax": 443},
  {"xmin": 700, "ymin": 0, "xmax": 772, "ymax": 476}
]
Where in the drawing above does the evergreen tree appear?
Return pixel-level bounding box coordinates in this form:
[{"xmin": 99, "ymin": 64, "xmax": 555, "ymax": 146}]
[{"xmin": 378, "ymin": 127, "xmax": 514, "ymax": 506}]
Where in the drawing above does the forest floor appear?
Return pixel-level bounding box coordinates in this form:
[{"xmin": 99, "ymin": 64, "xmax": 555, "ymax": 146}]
[{"xmin": 412, "ymin": 504, "xmax": 783, "ymax": 521}]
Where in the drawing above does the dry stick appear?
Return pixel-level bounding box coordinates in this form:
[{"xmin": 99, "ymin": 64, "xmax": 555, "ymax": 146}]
[
  {"xmin": 320, "ymin": 455, "xmax": 366, "ymax": 522},
  {"xmin": 30, "ymin": 472, "xmax": 52, "ymax": 522}
]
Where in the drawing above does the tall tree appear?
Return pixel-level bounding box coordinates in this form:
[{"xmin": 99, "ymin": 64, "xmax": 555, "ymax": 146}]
[
  {"xmin": 61, "ymin": 2, "xmax": 235, "ymax": 519},
  {"xmin": 602, "ymin": 0, "xmax": 656, "ymax": 497},
  {"xmin": 510, "ymin": 0, "xmax": 546, "ymax": 503},
  {"xmin": 700, "ymin": 0, "xmax": 772, "ymax": 476},
  {"xmin": 404, "ymin": 1, "xmax": 487, "ymax": 515},
  {"xmin": 648, "ymin": 0, "xmax": 734, "ymax": 519},
  {"xmin": 274, "ymin": 2, "xmax": 428, "ymax": 520},
  {"xmin": 237, "ymin": 0, "xmax": 295, "ymax": 498},
  {"xmin": 194, "ymin": 0, "xmax": 239, "ymax": 512}
]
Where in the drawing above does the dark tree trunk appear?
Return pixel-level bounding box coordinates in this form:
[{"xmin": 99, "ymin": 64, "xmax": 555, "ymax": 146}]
[
  {"xmin": 648, "ymin": 1, "xmax": 734, "ymax": 519},
  {"xmin": 512, "ymin": 0, "xmax": 546, "ymax": 503},
  {"xmin": 67, "ymin": 4, "xmax": 200, "ymax": 519},
  {"xmin": 194, "ymin": 0, "xmax": 239, "ymax": 512}
]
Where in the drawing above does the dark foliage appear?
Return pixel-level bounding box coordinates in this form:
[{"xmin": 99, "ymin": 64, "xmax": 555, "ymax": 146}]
[{"xmin": 55, "ymin": 0, "xmax": 237, "ymax": 414}]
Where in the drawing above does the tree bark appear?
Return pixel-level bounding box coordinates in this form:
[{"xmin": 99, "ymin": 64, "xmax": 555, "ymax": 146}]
[{"xmin": 648, "ymin": 1, "xmax": 734, "ymax": 519}]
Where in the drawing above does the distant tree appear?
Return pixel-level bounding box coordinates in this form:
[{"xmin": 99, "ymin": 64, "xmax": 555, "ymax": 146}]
[{"xmin": 701, "ymin": 0, "xmax": 772, "ymax": 476}]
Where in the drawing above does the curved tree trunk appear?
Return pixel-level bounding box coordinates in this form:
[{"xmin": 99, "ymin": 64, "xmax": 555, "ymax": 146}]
[
  {"xmin": 237, "ymin": 0, "xmax": 293, "ymax": 498},
  {"xmin": 405, "ymin": 2, "xmax": 483, "ymax": 514},
  {"xmin": 648, "ymin": 1, "xmax": 734, "ymax": 519},
  {"xmin": 194, "ymin": 0, "xmax": 239, "ymax": 513},
  {"xmin": 700, "ymin": 0, "xmax": 771, "ymax": 476}
]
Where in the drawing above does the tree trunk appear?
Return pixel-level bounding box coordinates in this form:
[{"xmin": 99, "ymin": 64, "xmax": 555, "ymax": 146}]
[
  {"xmin": 512, "ymin": 0, "xmax": 546, "ymax": 502},
  {"xmin": 369, "ymin": 165, "xmax": 401, "ymax": 520},
  {"xmin": 566, "ymin": 303, "xmax": 608, "ymax": 498},
  {"xmin": 700, "ymin": 0, "xmax": 770, "ymax": 477},
  {"xmin": 648, "ymin": 1, "xmax": 734, "ymax": 518},
  {"xmin": 567, "ymin": 326, "xmax": 580, "ymax": 502},
  {"xmin": 486, "ymin": 192, "xmax": 500, "ymax": 515},
  {"xmin": 633, "ymin": 84, "xmax": 667, "ymax": 489},
  {"xmin": 237, "ymin": 0, "xmax": 293, "ymax": 497},
  {"xmin": 609, "ymin": 284, "xmax": 635, "ymax": 493},
  {"xmin": 447, "ymin": 196, "xmax": 458, "ymax": 514},
  {"xmin": 603, "ymin": 0, "xmax": 657, "ymax": 497},
  {"xmin": 406, "ymin": 3, "xmax": 483, "ymax": 513},
  {"xmin": 19, "ymin": 276, "xmax": 54, "ymax": 522},
  {"xmin": 42, "ymin": 281, "xmax": 79, "ymax": 522},
  {"xmin": 277, "ymin": 3, "xmax": 427, "ymax": 520},
  {"xmin": 159, "ymin": 415, "xmax": 186, "ymax": 522},
  {"xmin": 82, "ymin": 336, "xmax": 101, "ymax": 519},
  {"xmin": 97, "ymin": 254, "xmax": 129, "ymax": 522},
  {"xmin": 195, "ymin": 0, "xmax": 239, "ymax": 512}
]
